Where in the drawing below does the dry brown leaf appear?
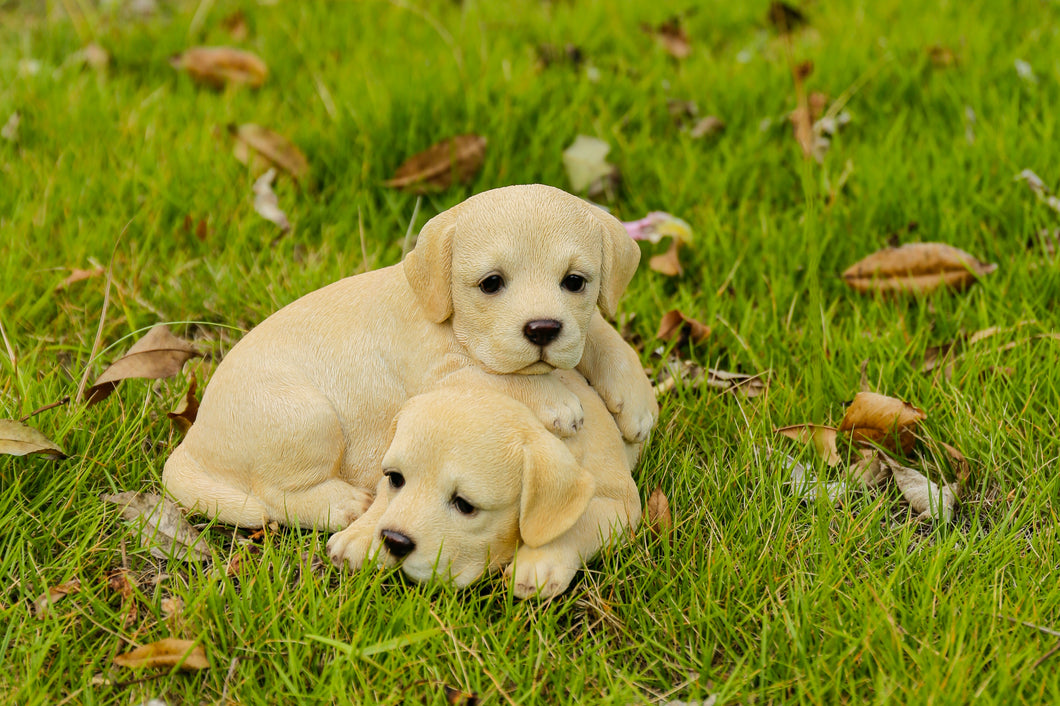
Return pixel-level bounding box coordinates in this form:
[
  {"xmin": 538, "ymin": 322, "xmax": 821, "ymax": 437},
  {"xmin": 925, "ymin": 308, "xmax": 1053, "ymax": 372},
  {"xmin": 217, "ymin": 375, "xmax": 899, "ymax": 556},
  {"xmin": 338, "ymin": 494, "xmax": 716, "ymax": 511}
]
[
  {"xmin": 643, "ymin": 17, "xmax": 691, "ymax": 59},
  {"xmin": 85, "ymin": 326, "xmax": 199, "ymax": 405},
  {"xmin": 231, "ymin": 124, "xmax": 309, "ymax": 180},
  {"xmin": 842, "ymin": 242, "xmax": 997, "ymax": 294},
  {"xmin": 689, "ymin": 116, "xmax": 725, "ymax": 139},
  {"xmin": 102, "ymin": 491, "xmax": 211, "ymax": 561},
  {"xmin": 838, "ymin": 391, "xmax": 926, "ymax": 455},
  {"xmin": 167, "ymin": 376, "xmax": 199, "ymax": 435},
  {"xmin": 222, "ymin": 10, "xmax": 249, "ymax": 41},
  {"xmin": 703, "ymin": 368, "xmax": 769, "ymax": 398},
  {"xmin": 879, "ymin": 454, "xmax": 957, "ymax": 523},
  {"xmin": 645, "ymin": 486, "xmax": 672, "ymax": 537},
  {"xmin": 170, "ymin": 46, "xmax": 267, "ymax": 89},
  {"xmin": 444, "ymin": 685, "xmax": 481, "ymax": 706},
  {"xmin": 848, "ymin": 452, "xmax": 889, "ymax": 488},
  {"xmin": 56, "ymin": 266, "xmax": 104, "ymax": 290},
  {"xmin": 108, "ymin": 569, "xmax": 138, "ymax": 628},
  {"xmin": 113, "ymin": 638, "xmax": 209, "ymax": 671},
  {"xmin": 928, "ymin": 45, "xmax": 957, "ymax": 68},
  {"xmin": 768, "ymin": 1, "xmax": 808, "ymax": 33},
  {"xmin": 384, "ymin": 134, "xmax": 487, "ymax": 194},
  {"xmin": 252, "ymin": 168, "xmax": 291, "ymax": 232},
  {"xmin": 656, "ymin": 310, "xmax": 710, "ymax": 345},
  {"xmin": 649, "ymin": 238, "xmax": 684, "ymax": 276},
  {"xmin": 31, "ymin": 578, "xmax": 81, "ymax": 618},
  {"xmin": 775, "ymin": 424, "xmax": 841, "ymax": 466},
  {"xmin": 562, "ymin": 135, "xmax": 618, "ymax": 195},
  {"xmin": 0, "ymin": 419, "xmax": 66, "ymax": 459}
]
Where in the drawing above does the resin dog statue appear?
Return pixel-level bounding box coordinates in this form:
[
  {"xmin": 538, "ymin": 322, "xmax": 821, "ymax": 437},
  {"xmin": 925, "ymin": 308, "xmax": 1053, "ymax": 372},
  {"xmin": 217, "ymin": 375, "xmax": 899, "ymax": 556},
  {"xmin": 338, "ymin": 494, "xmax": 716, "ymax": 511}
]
[{"xmin": 163, "ymin": 184, "xmax": 656, "ymax": 530}]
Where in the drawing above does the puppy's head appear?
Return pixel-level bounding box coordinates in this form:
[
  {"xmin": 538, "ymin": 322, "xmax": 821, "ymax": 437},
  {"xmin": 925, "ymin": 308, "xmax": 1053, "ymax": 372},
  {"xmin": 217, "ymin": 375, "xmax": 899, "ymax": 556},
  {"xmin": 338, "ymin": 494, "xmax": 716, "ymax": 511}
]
[
  {"xmin": 363, "ymin": 386, "xmax": 595, "ymax": 588},
  {"xmin": 404, "ymin": 184, "xmax": 640, "ymax": 374}
]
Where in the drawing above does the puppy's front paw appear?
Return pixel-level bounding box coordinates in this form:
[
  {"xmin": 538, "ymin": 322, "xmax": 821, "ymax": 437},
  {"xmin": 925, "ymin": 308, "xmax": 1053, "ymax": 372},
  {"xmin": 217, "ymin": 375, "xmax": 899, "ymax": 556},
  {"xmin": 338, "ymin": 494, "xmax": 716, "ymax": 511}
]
[
  {"xmin": 329, "ymin": 488, "xmax": 374, "ymax": 531},
  {"xmin": 614, "ymin": 404, "xmax": 658, "ymax": 444},
  {"xmin": 597, "ymin": 380, "xmax": 658, "ymax": 444},
  {"xmin": 327, "ymin": 525, "xmax": 375, "ymax": 571},
  {"xmin": 543, "ymin": 393, "xmax": 584, "ymax": 438},
  {"xmin": 506, "ymin": 546, "xmax": 579, "ymax": 600}
]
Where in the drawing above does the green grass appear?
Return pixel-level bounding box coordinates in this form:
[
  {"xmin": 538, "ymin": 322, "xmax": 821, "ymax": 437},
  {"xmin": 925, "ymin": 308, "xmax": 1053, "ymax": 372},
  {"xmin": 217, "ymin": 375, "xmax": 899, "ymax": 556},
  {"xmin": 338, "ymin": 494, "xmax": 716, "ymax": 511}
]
[{"xmin": 3, "ymin": 0, "xmax": 1060, "ymax": 703}]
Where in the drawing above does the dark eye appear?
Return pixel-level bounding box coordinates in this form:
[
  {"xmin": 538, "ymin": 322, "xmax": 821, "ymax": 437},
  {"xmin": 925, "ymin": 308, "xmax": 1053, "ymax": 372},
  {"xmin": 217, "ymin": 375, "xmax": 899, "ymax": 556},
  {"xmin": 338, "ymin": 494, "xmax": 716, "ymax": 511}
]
[
  {"xmin": 452, "ymin": 495, "xmax": 476, "ymax": 516},
  {"xmin": 561, "ymin": 274, "xmax": 586, "ymax": 293},
  {"xmin": 384, "ymin": 470, "xmax": 405, "ymax": 490},
  {"xmin": 479, "ymin": 275, "xmax": 504, "ymax": 294}
]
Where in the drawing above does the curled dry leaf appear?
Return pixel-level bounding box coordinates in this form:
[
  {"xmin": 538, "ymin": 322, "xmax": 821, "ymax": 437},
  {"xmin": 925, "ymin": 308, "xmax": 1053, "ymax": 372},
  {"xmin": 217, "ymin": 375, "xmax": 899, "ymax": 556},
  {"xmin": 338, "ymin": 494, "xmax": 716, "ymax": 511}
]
[
  {"xmin": 113, "ymin": 638, "xmax": 209, "ymax": 671},
  {"xmin": 643, "ymin": 17, "xmax": 691, "ymax": 59},
  {"xmin": 649, "ymin": 238, "xmax": 684, "ymax": 276},
  {"xmin": 838, "ymin": 391, "xmax": 926, "ymax": 455},
  {"xmin": 703, "ymin": 368, "xmax": 769, "ymax": 398},
  {"xmin": 443, "ymin": 685, "xmax": 481, "ymax": 706},
  {"xmin": 562, "ymin": 135, "xmax": 618, "ymax": 194},
  {"xmin": 86, "ymin": 326, "xmax": 199, "ymax": 405},
  {"xmin": 842, "ymin": 242, "xmax": 997, "ymax": 295},
  {"xmin": 170, "ymin": 46, "xmax": 267, "ymax": 89},
  {"xmin": 252, "ymin": 168, "xmax": 291, "ymax": 232},
  {"xmin": 623, "ymin": 212, "xmax": 692, "ymax": 245},
  {"xmin": 848, "ymin": 452, "xmax": 889, "ymax": 488},
  {"xmin": 645, "ymin": 486, "xmax": 672, "ymax": 537},
  {"xmin": 879, "ymin": 454, "xmax": 957, "ymax": 523},
  {"xmin": 0, "ymin": 419, "xmax": 66, "ymax": 459},
  {"xmin": 102, "ymin": 491, "xmax": 211, "ymax": 562},
  {"xmin": 230, "ymin": 124, "xmax": 309, "ymax": 181},
  {"xmin": 775, "ymin": 424, "xmax": 840, "ymax": 466},
  {"xmin": 689, "ymin": 115, "xmax": 725, "ymax": 139},
  {"xmin": 167, "ymin": 376, "xmax": 200, "ymax": 435},
  {"xmin": 56, "ymin": 266, "xmax": 104, "ymax": 290},
  {"xmin": 32, "ymin": 578, "xmax": 81, "ymax": 618},
  {"xmin": 656, "ymin": 310, "xmax": 711, "ymax": 346},
  {"xmin": 384, "ymin": 134, "xmax": 487, "ymax": 194},
  {"xmin": 778, "ymin": 450, "xmax": 848, "ymax": 503}
]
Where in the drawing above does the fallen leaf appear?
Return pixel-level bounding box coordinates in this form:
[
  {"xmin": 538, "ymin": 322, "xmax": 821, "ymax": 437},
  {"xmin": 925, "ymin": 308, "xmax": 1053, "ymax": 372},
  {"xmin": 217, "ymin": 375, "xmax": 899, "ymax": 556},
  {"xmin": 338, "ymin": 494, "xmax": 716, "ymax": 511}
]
[
  {"xmin": 838, "ymin": 392, "xmax": 926, "ymax": 455},
  {"xmin": 842, "ymin": 243, "xmax": 997, "ymax": 294},
  {"xmin": 167, "ymin": 376, "xmax": 199, "ymax": 435},
  {"xmin": 443, "ymin": 685, "xmax": 480, "ymax": 706},
  {"xmin": 932, "ymin": 439, "xmax": 972, "ymax": 496},
  {"xmin": 649, "ymin": 238, "xmax": 684, "ymax": 276},
  {"xmin": 230, "ymin": 124, "xmax": 309, "ymax": 181},
  {"xmin": 56, "ymin": 266, "xmax": 105, "ymax": 290},
  {"xmin": 623, "ymin": 212, "xmax": 692, "ymax": 245},
  {"xmin": 31, "ymin": 578, "xmax": 81, "ymax": 618},
  {"xmin": 113, "ymin": 638, "xmax": 209, "ymax": 671},
  {"xmin": 102, "ymin": 491, "xmax": 211, "ymax": 561},
  {"xmin": 848, "ymin": 452, "xmax": 889, "ymax": 488},
  {"xmin": 927, "ymin": 45, "xmax": 956, "ymax": 68},
  {"xmin": 85, "ymin": 326, "xmax": 199, "ymax": 405},
  {"xmin": 222, "ymin": 9, "xmax": 249, "ymax": 41},
  {"xmin": 689, "ymin": 115, "xmax": 725, "ymax": 139},
  {"xmin": 645, "ymin": 486, "xmax": 672, "ymax": 537},
  {"xmin": 384, "ymin": 134, "xmax": 487, "ymax": 194},
  {"xmin": 108, "ymin": 569, "xmax": 139, "ymax": 628},
  {"xmin": 170, "ymin": 46, "xmax": 267, "ymax": 89},
  {"xmin": 702, "ymin": 368, "xmax": 769, "ymax": 398},
  {"xmin": 0, "ymin": 420, "xmax": 66, "ymax": 459},
  {"xmin": 562, "ymin": 135, "xmax": 618, "ymax": 194},
  {"xmin": 70, "ymin": 42, "xmax": 109, "ymax": 71},
  {"xmin": 768, "ymin": 1, "xmax": 808, "ymax": 33},
  {"xmin": 778, "ymin": 450, "xmax": 847, "ymax": 503},
  {"xmin": 879, "ymin": 454, "xmax": 957, "ymax": 523},
  {"xmin": 535, "ymin": 43, "xmax": 584, "ymax": 70},
  {"xmin": 643, "ymin": 17, "xmax": 691, "ymax": 59},
  {"xmin": 656, "ymin": 310, "xmax": 711, "ymax": 346},
  {"xmin": 252, "ymin": 168, "xmax": 291, "ymax": 232},
  {"xmin": 1015, "ymin": 169, "xmax": 1060, "ymax": 215},
  {"xmin": 775, "ymin": 424, "xmax": 841, "ymax": 466},
  {"xmin": 1, "ymin": 112, "xmax": 19, "ymax": 142}
]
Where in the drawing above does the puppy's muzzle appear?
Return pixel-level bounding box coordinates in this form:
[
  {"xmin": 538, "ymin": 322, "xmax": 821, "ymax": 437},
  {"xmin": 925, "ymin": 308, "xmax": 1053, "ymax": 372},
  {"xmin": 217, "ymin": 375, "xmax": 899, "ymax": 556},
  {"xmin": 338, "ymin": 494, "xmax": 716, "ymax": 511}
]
[
  {"xmin": 380, "ymin": 529, "xmax": 416, "ymax": 559},
  {"xmin": 524, "ymin": 319, "xmax": 563, "ymax": 346}
]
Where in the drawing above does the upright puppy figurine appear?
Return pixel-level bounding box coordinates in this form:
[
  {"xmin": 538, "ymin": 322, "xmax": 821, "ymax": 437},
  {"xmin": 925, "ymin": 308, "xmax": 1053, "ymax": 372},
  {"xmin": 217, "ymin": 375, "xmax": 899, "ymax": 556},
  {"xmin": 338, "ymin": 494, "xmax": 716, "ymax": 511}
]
[{"xmin": 163, "ymin": 184, "xmax": 657, "ymax": 530}]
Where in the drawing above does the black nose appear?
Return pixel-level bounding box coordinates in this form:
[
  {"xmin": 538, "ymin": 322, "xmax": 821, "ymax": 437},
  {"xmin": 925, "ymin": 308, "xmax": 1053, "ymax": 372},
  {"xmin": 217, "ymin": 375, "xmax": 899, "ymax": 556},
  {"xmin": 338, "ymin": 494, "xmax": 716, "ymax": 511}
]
[
  {"xmin": 380, "ymin": 530, "xmax": 415, "ymax": 559},
  {"xmin": 524, "ymin": 319, "xmax": 563, "ymax": 346}
]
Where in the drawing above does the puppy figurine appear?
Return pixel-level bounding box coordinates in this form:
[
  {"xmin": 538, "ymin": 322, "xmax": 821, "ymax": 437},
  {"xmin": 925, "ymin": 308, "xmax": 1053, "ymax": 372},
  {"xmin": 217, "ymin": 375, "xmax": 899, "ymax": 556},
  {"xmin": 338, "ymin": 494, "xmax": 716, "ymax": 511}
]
[
  {"xmin": 327, "ymin": 370, "xmax": 642, "ymax": 599},
  {"xmin": 164, "ymin": 184, "xmax": 657, "ymax": 530}
]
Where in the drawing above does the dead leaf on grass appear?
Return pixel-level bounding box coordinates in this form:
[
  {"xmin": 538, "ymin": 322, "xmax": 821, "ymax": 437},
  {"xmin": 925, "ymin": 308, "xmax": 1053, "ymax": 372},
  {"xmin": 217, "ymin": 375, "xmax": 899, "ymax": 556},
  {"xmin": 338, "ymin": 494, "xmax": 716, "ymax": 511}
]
[
  {"xmin": 842, "ymin": 243, "xmax": 997, "ymax": 294},
  {"xmin": 656, "ymin": 310, "xmax": 711, "ymax": 346},
  {"xmin": 167, "ymin": 376, "xmax": 199, "ymax": 435},
  {"xmin": 838, "ymin": 392, "xmax": 925, "ymax": 455},
  {"xmin": 0, "ymin": 419, "xmax": 66, "ymax": 459},
  {"xmin": 879, "ymin": 454, "xmax": 957, "ymax": 523},
  {"xmin": 689, "ymin": 115, "xmax": 725, "ymax": 139},
  {"xmin": 56, "ymin": 266, "xmax": 105, "ymax": 290},
  {"xmin": 643, "ymin": 17, "xmax": 691, "ymax": 59},
  {"xmin": 222, "ymin": 10, "xmax": 249, "ymax": 41},
  {"xmin": 649, "ymin": 238, "xmax": 684, "ymax": 276},
  {"xmin": 562, "ymin": 135, "xmax": 619, "ymax": 195},
  {"xmin": 623, "ymin": 212, "xmax": 692, "ymax": 245},
  {"xmin": 170, "ymin": 46, "xmax": 267, "ymax": 89},
  {"xmin": 927, "ymin": 45, "xmax": 957, "ymax": 68},
  {"xmin": 778, "ymin": 450, "xmax": 848, "ymax": 503},
  {"xmin": 102, "ymin": 491, "xmax": 211, "ymax": 562},
  {"xmin": 645, "ymin": 486, "xmax": 672, "ymax": 537},
  {"xmin": 848, "ymin": 451, "xmax": 889, "ymax": 487},
  {"xmin": 1015, "ymin": 169, "xmax": 1060, "ymax": 215},
  {"xmin": 230, "ymin": 124, "xmax": 309, "ymax": 181},
  {"xmin": 775, "ymin": 424, "xmax": 841, "ymax": 466},
  {"xmin": 384, "ymin": 134, "xmax": 487, "ymax": 193},
  {"xmin": 85, "ymin": 326, "xmax": 199, "ymax": 405},
  {"xmin": 703, "ymin": 368, "xmax": 769, "ymax": 398},
  {"xmin": 113, "ymin": 638, "xmax": 209, "ymax": 671},
  {"xmin": 443, "ymin": 685, "xmax": 481, "ymax": 706},
  {"xmin": 252, "ymin": 168, "xmax": 291, "ymax": 232},
  {"xmin": 768, "ymin": 1, "xmax": 808, "ymax": 33},
  {"xmin": 31, "ymin": 578, "xmax": 81, "ymax": 618}
]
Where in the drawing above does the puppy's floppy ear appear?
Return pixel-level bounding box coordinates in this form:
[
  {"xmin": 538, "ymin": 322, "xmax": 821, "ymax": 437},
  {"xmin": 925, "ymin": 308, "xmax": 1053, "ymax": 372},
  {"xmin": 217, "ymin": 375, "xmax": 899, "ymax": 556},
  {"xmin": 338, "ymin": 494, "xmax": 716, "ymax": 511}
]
[
  {"xmin": 586, "ymin": 203, "xmax": 641, "ymax": 319},
  {"xmin": 403, "ymin": 204, "xmax": 460, "ymax": 323},
  {"xmin": 519, "ymin": 430, "xmax": 596, "ymax": 548}
]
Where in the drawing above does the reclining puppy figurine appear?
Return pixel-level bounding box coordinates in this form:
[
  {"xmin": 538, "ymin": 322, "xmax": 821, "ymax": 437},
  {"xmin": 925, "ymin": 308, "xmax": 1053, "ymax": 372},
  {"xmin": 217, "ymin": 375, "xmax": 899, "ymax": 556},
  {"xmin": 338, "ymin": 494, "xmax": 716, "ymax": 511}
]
[
  {"xmin": 327, "ymin": 370, "xmax": 642, "ymax": 599},
  {"xmin": 163, "ymin": 184, "xmax": 657, "ymax": 531}
]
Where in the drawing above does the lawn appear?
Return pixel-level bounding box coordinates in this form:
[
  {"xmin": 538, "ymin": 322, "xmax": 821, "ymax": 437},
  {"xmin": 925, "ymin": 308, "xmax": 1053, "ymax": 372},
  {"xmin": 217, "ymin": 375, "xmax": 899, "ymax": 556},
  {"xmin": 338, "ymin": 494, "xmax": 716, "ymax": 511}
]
[{"xmin": 2, "ymin": 0, "xmax": 1060, "ymax": 703}]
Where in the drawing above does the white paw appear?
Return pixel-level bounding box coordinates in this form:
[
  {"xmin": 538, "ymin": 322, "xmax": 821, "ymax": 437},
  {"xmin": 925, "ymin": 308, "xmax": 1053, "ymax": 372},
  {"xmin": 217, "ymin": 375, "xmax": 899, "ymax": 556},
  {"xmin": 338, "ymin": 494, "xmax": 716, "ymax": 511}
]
[
  {"xmin": 506, "ymin": 546, "xmax": 579, "ymax": 599},
  {"xmin": 327, "ymin": 488, "xmax": 374, "ymax": 531},
  {"xmin": 326, "ymin": 525, "xmax": 375, "ymax": 571},
  {"xmin": 614, "ymin": 405, "xmax": 657, "ymax": 444},
  {"xmin": 543, "ymin": 392, "xmax": 584, "ymax": 438}
]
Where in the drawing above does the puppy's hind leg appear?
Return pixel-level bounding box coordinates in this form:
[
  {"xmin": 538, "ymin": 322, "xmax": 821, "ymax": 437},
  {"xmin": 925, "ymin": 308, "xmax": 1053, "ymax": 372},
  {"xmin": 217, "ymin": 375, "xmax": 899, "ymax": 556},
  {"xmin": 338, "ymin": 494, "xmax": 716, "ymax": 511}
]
[{"xmin": 163, "ymin": 445, "xmax": 272, "ymax": 528}]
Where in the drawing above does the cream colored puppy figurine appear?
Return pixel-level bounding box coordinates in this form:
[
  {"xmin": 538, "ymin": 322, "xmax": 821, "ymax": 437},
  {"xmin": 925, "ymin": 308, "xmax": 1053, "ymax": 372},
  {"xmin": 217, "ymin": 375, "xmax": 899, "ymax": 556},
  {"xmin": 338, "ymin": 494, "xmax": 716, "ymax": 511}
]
[
  {"xmin": 326, "ymin": 370, "xmax": 641, "ymax": 599},
  {"xmin": 163, "ymin": 184, "xmax": 657, "ymax": 531}
]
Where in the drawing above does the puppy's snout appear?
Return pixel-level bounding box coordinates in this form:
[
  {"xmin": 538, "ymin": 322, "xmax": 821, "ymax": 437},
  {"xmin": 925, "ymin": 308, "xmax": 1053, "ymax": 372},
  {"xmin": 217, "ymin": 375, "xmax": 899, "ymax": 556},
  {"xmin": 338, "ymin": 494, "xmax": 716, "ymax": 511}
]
[
  {"xmin": 524, "ymin": 319, "xmax": 563, "ymax": 346},
  {"xmin": 380, "ymin": 529, "xmax": 416, "ymax": 558}
]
